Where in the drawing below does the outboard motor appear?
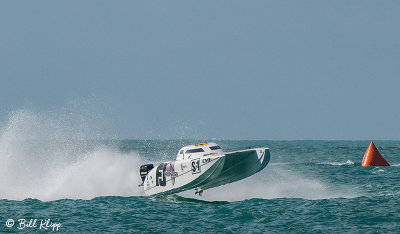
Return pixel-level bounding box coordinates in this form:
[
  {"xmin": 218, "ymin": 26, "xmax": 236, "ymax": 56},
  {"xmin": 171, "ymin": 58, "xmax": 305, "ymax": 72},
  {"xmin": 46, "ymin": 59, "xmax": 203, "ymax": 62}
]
[{"xmin": 140, "ymin": 164, "xmax": 154, "ymax": 182}]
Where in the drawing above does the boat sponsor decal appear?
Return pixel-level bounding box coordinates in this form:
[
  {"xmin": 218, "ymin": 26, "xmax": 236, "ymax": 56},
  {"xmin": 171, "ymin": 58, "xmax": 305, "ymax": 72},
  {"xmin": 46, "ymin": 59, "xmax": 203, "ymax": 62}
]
[
  {"xmin": 164, "ymin": 171, "xmax": 178, "ymax": 177},
  {"xmin": 155, "ymin": 162, "xmax": 178, "ymax": 187},
  {"xmin": 202, "ymin": 158, "xmax": 211, "ymax": 164},
  {"xmin": 165, "ymin": 162, "xmax": 178, "ymax": 185},
  {"xmin": 180, "ymin": 163, "xmax": 187, "ymax": 171},
  {"xmin": 191, "ymin": 159, "xmax": 201, "ymax": 174}
]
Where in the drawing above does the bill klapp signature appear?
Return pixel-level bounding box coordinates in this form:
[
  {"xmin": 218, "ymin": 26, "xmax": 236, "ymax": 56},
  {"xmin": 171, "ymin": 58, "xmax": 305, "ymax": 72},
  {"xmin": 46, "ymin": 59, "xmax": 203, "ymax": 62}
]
[{"xmin": 6, "ymin": 218, "xmax": 61, "ymax": 231}]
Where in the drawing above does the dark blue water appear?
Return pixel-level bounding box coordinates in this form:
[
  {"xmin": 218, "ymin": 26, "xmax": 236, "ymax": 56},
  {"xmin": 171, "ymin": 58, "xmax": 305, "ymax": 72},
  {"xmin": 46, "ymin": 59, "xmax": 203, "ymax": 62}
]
[{"xmin": 1, "ymin": 140, "xmax": 399, "ymax": 233}]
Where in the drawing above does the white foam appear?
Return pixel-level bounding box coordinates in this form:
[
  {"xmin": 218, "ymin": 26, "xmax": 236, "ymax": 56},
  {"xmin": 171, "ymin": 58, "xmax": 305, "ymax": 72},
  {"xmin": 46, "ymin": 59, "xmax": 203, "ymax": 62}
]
[
  {"xmin": 319, "ymin": 160, "xmax": 355, "ymax": 166},
  {"xmin": 178, "ymin": 166, "xmax": 358, "ymax": 202},
  {"xmin": 0, "ymin": 109, "xmax": 144, "ymax": 201},
  {"xmin": 372, "ymin": 168, "xmax": 385, "ymax": 173}
]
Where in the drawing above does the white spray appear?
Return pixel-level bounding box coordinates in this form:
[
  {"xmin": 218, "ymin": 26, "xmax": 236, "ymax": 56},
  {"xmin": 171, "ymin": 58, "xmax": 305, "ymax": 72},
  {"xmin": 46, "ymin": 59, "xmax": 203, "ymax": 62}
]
[
  {"xmin": 0, "ymin": 109, "xmax": 144, "ymax": 201},
  {"xmin": 179, "ymin": 164, "xmax": 359, "ymax": 202}
]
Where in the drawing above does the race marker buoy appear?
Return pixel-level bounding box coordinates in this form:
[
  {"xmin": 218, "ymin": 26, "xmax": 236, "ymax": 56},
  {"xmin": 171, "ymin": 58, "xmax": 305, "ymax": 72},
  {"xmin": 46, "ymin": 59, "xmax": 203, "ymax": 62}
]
[{"xmin": 361, "ymin": 141, "xmax": 390, "ymax": 167}]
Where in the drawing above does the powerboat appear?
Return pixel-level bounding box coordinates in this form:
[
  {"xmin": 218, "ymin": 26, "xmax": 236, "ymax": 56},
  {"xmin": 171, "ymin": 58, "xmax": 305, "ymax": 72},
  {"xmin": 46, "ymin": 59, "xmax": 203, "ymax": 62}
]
[{"xmin": 139, "ymin": 142, "xmax": 270, "ymax": 196}]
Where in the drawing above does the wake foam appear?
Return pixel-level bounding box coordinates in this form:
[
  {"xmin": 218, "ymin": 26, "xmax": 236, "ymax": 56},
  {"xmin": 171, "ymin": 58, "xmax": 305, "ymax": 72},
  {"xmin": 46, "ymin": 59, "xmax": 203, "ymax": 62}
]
[
  {"xmin": 178, "ymin": 166, "xmax": 358, "ymax": 202},
  {"xmin": 0, "ymin": 109, "xmax": 144, "ymax": 201},
  {"xmin": 319, "ymin": 160, "xmax": 355, "ymax": 166}
]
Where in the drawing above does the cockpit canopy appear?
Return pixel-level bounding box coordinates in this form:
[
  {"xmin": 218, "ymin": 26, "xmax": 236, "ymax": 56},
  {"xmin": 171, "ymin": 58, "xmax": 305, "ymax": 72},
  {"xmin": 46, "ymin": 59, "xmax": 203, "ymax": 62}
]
[{"xmin": 176, "ymin": 142, "xmax": 223, "ymax": 160}]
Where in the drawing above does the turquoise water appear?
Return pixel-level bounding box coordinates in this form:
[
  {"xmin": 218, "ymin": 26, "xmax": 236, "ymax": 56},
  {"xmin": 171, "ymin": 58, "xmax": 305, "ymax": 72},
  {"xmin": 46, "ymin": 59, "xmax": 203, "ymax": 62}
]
[{"xmin": 1, "ymin": 140, "xmax": 400, "ymax": 233}]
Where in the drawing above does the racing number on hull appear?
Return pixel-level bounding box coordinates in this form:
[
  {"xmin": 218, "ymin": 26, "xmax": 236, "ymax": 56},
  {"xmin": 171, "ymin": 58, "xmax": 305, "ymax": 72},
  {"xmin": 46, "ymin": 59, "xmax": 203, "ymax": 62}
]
[
  {"xmin": 191, "ymin": 159, "xmax": 201, "ymax": 174},
  {"xmin": 156, "ymin": 163, "xmax": 167, "ymax": 186}
]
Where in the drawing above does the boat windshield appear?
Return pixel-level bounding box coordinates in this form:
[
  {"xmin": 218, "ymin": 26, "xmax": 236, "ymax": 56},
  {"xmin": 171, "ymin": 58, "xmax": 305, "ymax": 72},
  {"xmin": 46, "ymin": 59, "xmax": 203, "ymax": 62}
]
[
  {"xmin": 185, "ymin": 148, "xmax": 205, "ymax": 154},
  {"xmin": 209, "ymin": 146, "xmax": 221, "ymax": 150}
]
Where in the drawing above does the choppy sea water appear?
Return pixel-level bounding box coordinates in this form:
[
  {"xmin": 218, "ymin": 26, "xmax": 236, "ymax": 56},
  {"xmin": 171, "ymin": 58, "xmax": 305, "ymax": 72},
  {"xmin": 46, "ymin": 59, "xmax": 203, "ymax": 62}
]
[{"xmin": 1, "ymin": 136, "xmax": 399, "ymax": 233}]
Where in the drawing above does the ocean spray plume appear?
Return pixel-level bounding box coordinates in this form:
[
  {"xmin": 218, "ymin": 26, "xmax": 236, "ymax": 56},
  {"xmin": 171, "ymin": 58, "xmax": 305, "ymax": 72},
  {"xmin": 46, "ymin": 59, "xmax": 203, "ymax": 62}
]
[{"xmin": 0, "ymin": 109, "xmax": 144, "ymax": 201}]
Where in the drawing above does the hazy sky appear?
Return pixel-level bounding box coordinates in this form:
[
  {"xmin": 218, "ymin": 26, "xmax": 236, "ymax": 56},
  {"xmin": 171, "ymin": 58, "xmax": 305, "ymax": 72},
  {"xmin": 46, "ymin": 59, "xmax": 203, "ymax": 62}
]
[{"xmin": 1, "ymin": 1, "xmax": 399, "ymax": 140}]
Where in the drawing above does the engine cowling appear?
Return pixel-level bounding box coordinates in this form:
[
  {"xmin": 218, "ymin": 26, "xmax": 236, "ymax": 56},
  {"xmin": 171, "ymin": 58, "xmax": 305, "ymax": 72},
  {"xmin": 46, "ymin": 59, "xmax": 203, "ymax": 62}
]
[{"xmin": 140, "ymin": 164, "xmax": 154, "ymax": 182}]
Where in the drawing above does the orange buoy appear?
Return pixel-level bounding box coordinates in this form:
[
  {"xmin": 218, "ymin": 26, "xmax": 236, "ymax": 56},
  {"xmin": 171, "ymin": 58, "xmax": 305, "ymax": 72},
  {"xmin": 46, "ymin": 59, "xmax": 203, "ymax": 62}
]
[{"xmin": 361, "ymin": 141, "xmax": 390, "ymax": 167}]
